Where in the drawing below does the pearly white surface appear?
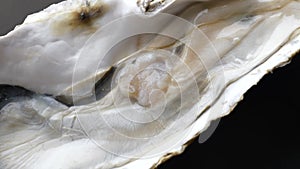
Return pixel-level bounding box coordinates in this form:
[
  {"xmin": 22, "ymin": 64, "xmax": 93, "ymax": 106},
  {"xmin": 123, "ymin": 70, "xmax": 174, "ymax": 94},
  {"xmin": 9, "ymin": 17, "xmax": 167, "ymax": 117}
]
[
  {"xmin": 0, "ymin": 0, "xmax": 300, "ymax": 169},
  {"xmin": 0, "ymin": 0, "xmax": 141, "ymax": 96}
]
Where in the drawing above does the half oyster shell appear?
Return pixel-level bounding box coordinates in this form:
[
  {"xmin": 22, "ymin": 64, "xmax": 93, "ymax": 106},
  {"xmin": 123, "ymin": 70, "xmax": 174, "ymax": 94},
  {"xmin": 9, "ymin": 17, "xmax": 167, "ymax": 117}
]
[{"xmin": 0, "ymin": 0, "xmax": 300, "ymax": 168}]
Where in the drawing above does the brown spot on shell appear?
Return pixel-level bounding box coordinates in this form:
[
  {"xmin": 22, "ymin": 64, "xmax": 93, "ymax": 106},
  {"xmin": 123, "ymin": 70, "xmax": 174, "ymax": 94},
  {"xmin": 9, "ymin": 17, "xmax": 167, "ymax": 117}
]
[{"xmin": 51, "ymin": 2, "xmax": 109, "ymax": 36}]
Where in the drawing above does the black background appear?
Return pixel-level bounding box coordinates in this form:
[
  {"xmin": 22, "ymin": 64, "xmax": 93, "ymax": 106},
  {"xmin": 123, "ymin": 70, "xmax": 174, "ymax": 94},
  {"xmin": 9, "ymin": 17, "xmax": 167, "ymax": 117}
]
[
  {"xmin": 1, "ymin": 1, "xmax": 299, "ymax": 169},
  {"xmin": 158, "ymin": 55, "xmax": 300, "ymax": 169}
]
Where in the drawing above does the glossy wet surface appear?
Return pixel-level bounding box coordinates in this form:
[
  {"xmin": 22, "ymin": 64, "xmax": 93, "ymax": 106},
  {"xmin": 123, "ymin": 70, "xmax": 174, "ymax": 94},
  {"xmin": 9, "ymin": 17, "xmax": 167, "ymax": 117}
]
[{"xmin": 158, "ymin": 55, "xmax": 300, "ymax": 169}]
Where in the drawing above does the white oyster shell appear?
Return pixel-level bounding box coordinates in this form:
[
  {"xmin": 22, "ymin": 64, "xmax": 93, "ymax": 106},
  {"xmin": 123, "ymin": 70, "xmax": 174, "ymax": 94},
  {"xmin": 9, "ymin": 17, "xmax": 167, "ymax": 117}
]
[{"xmin": 0, "ymin": 0, "xmax": 300, "ymax": 169}]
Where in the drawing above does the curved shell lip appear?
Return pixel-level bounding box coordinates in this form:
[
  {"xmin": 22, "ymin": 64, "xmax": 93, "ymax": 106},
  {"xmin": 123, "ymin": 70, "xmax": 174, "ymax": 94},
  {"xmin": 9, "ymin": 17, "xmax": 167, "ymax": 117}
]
[
  {"xmin": 118, "ymin": 32, "xmax": 300, "ymax": 169},
  {"xmin": 1, "ymin": 0, "xmax": 300, "ymax": 169}
]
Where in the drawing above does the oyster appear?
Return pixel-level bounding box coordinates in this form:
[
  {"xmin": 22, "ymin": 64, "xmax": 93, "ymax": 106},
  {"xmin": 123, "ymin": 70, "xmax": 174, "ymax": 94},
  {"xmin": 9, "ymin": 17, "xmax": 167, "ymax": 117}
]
[{"xmin": 0, "ymin": 0, "xmax": 300, "ymax": 169}]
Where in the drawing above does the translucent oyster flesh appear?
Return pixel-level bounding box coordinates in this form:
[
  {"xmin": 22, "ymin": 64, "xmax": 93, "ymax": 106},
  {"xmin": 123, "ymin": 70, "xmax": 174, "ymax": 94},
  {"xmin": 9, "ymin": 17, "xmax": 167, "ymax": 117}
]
[{"xmin": 0, "ymin": 0, "xmax": 300, "ymax": 168}]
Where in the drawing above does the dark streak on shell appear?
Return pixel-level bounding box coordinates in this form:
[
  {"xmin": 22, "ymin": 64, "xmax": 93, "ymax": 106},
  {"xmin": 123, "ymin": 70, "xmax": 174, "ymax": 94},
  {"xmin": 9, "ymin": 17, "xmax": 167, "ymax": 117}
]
[{"xmin": 51, "ymin": 2, "xmax": 109, "ymax": 35}]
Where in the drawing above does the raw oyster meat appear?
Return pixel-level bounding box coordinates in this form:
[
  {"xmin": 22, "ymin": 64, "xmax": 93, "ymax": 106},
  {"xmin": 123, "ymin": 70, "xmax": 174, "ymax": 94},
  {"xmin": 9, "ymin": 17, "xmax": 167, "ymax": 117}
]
[{"xmin": 0, "ymin": 0, "xmax": 300, "ymax": 169}]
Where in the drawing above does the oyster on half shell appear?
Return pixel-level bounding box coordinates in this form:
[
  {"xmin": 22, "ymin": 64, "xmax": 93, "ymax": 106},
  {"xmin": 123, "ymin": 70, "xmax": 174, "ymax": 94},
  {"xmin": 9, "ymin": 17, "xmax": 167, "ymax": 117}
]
[{"xmin": 0, "ymin": 0, "xmax": 300, "ymax": 168}]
